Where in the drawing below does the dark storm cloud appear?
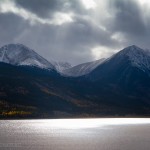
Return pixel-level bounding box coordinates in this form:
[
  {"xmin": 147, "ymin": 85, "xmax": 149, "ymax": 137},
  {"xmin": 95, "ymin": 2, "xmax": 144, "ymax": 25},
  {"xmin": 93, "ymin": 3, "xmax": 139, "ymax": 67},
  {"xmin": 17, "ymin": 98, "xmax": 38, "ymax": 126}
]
[
  {"xmin": 15, "ymin": 0, "xmax": 64, "ymax": 18},
  {"xmin": 59, "ymin": 16, "xmax": 116, "ymax": 48},
  {"xmin": 107, "ymin": 0, "xmax": 150, "ymax": 48},
  {"xmin": 0, "ymin": 0, "xmax": 150, "ymax": 65},
  {"xmin": 0, "ymin": 13, "xmax": 30, "ymax": 46},
  {"xmin": 109, "ymin": 0, "xmax": 146, "ymax": 36},
  {"xmin": 15, "ymin": 0, "xmax": 86, "ymax": 18}
]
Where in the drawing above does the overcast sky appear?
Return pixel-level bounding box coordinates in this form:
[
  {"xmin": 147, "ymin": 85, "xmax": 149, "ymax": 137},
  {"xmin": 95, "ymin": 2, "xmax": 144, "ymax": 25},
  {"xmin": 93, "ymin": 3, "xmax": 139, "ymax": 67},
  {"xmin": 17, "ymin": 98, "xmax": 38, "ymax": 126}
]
[{"xmin": 0, "ymin": 0, "xmax": 150, "ymax": 65}]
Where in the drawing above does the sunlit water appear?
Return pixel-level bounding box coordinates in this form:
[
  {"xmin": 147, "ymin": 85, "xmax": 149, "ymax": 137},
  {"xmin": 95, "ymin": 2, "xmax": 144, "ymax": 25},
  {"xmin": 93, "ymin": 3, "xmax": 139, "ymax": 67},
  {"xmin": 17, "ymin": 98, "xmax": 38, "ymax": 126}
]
[{"xmin": 0, "ymin": 118, "xmax": 150, "ymax": 150}]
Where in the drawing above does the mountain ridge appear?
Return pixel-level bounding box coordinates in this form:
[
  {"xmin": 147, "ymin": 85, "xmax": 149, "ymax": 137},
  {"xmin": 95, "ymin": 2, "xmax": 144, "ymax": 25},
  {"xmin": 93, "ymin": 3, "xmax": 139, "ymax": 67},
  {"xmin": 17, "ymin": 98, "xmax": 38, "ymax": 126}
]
[
  {"xmin": 0, "ymin": 44, "xmax": 150, "ymax": 118},
  {"xmin": 62, "ymin": 58, "xmax": 105, "ymax": 77},
  {"xmin": 0, "ymin": 43, "xmax": 72, "ymax": 72},
  {"xmin": 87, "ymin": 45, "xmax": 150, "ymax": 80},
  {"xmin": 0, "ymin": 43, "xmax": 55, "ymax": 70}
]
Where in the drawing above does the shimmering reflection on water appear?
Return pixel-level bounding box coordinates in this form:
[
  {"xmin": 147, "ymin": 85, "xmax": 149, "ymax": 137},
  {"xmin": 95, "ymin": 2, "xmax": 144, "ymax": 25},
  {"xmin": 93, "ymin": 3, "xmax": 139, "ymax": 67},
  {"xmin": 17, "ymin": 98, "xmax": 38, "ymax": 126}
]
[{"xmin": 0, "ymin": 118, "xmax": 150, "ymax": 150}]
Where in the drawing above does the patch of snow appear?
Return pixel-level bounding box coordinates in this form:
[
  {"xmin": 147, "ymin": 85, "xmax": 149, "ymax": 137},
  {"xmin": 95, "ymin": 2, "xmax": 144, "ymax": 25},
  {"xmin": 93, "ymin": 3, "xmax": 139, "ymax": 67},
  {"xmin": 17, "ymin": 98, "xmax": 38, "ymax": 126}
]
[
  {"xmin": 52, "ymin": 61, "xmax": 72, "ymax": 72},
  {"xmin": 117, "ymin": 45, "xmax": 150, "ymax": 71},
  {"xmin": 62, "ymin": 58, "xmax": 105, "ymax": 77},
  {"xmin": 0, "ymin": 44, "xmax": 55, "ymax": 70}
]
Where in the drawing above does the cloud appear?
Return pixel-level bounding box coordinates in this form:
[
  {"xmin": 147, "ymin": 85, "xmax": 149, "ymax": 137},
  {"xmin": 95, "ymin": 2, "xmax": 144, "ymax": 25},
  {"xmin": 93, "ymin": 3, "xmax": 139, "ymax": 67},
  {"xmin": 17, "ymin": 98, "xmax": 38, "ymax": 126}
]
[
  {"xmin": 0, "ymin": 13, "xmax": 30, "ymax": 45},
  {"xmin": 15, "ymin": 0, "xmax": 65, "ymax": 18},
  {"xmin": 91, "ymin": 46, "xmax": 118, "ymax": 60},
  {"xmin": 0, "ymin": 0, "xmax": 150, "ymax": 65},
  {"xmin": 0, "ymin": 0, "xmax": 74, "ymax": 25},
  {"xmin": 107, "ymin": 0, "xmax": 150, "ymax": 48},
  {"xmin": 15, "ymin": 0, "xmax": 93, "ymax": 17},
  {"xmin": 108, "ymin": 0, "xmax": 146, "ymax": 36},
  {"xmin": 81, "ymin": 0, "xmax": 97, "ymax": 10}
]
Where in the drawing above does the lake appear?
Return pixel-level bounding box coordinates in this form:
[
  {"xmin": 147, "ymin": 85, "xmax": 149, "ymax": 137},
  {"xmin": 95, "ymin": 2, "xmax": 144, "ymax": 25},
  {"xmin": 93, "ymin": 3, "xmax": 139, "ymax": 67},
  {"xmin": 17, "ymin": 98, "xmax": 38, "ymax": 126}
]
[{"xmin": 0, "ymin": 118, "xmax": 150, "ymax": 150}]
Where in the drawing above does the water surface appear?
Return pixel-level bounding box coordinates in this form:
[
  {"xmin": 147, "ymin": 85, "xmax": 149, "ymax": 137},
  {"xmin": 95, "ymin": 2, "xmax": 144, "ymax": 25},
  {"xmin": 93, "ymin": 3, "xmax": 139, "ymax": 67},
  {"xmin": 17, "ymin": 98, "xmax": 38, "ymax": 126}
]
[{"xmin": 0, "ymin": 118, "xmax": 150, "ymax": 150}]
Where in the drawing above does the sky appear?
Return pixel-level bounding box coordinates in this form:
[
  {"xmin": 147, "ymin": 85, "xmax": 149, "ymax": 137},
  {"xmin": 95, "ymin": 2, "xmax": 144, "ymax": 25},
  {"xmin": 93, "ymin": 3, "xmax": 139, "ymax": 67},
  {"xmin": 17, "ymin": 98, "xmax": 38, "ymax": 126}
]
[{"xmin": 0, "ymin": 0, "xmax": 150, "ymax": 65}]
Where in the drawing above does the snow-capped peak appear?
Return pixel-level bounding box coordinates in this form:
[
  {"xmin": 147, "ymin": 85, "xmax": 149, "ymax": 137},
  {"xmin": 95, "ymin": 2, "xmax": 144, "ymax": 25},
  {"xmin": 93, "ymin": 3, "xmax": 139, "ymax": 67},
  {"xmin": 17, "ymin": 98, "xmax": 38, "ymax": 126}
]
[
  {"xmin": 119, "ymin": 45, "xmax": 145, "ymax": 55},
  {"xmin": 117, "ymin": 45, "xmax": 150, "ymax": 71},
  {"xmin": 0, "ymin": 44, "xmax": 55, "ymax": 70}
]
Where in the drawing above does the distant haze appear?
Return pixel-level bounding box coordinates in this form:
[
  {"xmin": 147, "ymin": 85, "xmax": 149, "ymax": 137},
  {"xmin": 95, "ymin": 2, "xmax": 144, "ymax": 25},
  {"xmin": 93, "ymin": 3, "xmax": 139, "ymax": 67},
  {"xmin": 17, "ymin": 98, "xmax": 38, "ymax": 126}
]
[{"xmin": 0, "ymin": 0, "xmax": 150, "ymax": 65}]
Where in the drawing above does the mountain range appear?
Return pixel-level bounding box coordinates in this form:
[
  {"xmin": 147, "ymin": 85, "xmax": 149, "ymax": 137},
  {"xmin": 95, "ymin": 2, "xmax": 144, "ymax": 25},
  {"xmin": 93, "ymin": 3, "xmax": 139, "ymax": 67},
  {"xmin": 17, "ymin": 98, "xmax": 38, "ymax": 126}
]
[
  {"xmin": 0, "ymin": 44, "xmax": 150, "ymax": 118},
  {"xmin": 0, "ymin": 44, "xmax": 72, "ymax": 72}
]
